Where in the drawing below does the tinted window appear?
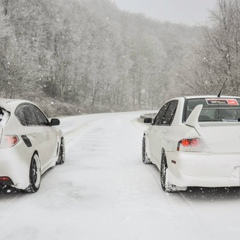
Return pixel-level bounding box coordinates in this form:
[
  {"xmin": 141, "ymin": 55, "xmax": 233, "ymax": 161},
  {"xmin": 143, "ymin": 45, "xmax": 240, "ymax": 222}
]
[
  {"xmin": 183, "ymin": 98, "xmax": 240, "ymax": 122},
  {"xmin": 15, "ymin": 105, "xmax": 38, "ymax": 126},
  {"xmin": 154, "ymin": 102, "xmax": 170, "ymax": 125},
  {"xmin": 15, "ymin": 107, "xmax": 27, "ymax": 126},
  {"xmin": 164, "ymin": 100, "xmax": 178, "ymax": 125},
  {"xmin": 31, "ymin": 105, "xmax": 49, "ymax": 126}
]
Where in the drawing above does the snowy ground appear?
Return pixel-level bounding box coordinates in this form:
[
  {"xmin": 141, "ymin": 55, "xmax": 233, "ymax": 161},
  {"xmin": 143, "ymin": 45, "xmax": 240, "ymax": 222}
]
[{"xmin": 1, "ymin": 111, "xmax": 240, "ymax": 240}]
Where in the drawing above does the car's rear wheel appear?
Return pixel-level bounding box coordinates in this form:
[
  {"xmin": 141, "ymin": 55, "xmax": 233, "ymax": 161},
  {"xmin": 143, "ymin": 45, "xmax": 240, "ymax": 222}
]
[
  {"xmin": 160, "ymin": 152, "xmax": 168, "ymax": 191},
  {"xmin": 25, "ymin": 153, "xmax": 41, "ymax": 193},
  {"xmin": 160, "ymin": 152, "xmax": 175, "ymax": 192},
  {"xmin": 142, "ymin": 136, "xmax": 151, "ymax": 164},
  {"xmin": 160, "ymin": 152, "xmax": 187, "ymax": 192},
  {"xmin": 56, "ymin": 137, "xmax": 65, "ymax": 165}
]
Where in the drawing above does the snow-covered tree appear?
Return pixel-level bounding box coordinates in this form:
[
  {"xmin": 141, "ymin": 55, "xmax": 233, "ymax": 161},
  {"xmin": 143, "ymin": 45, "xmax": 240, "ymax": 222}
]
[
  {"xmin": 181, "ymin": 0, "xmax": 240, "ymax": 96},
  {"xmin": 0, "ymin": 0, "xmax": 201, "ymax": 114}
]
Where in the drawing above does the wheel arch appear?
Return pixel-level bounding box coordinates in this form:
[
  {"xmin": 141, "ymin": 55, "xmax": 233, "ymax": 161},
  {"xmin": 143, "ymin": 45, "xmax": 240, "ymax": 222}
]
[{"xmin": 30, "ymin": 150, "xmax": 41, "ymax": 170}]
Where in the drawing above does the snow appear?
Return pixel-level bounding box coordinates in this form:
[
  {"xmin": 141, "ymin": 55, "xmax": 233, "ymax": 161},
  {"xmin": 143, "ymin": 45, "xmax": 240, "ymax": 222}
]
[{"xmin": 1, "ymin": 111, "xmax": 240, "ymax": 239}]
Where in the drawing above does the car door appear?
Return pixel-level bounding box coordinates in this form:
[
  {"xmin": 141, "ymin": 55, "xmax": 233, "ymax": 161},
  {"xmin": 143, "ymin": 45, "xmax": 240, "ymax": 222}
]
[
  {"xmin": 155, "ymin": 100, "xmax": 178, "ymax": 166},
  {"xmin": 30, "ymin": 104, "xmax": 58, "ymax": 164},
  {"xmin": 147, "ymin": 102, "xmax": 170, "ymax": 165},
  {"xmin": 15, "ymin": 104, "xmax": 48, "ymax": 166},
  {"xmin": 148, "ymin": 100, "xmax": 178, "ymax": 167}
]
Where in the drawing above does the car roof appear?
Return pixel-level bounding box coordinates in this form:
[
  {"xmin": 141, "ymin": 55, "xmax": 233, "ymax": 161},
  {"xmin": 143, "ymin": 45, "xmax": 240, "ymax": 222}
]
[
  {"xmin": 0, "ymin": 98, "xmax": 32, "ymax": 111},
  {"xmin": 168, "ymin": 95, "xmax": 240, "ymax": 102},
  {"xmin": 0, "ymin": 98, "xmax": 21, "ymax": 104},
  {"xmin": 184, "ymin": 95, "xmax": 240, "ymax": 99}
]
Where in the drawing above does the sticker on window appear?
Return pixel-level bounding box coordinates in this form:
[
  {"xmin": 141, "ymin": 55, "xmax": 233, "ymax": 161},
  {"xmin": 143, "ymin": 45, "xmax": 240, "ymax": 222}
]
[
  {"xmin": 226, "ymin": 99, "xmax": 239, "ymax": 105},
  {"xmin": 206, "ymin": 99, "xmax": 239, "ymax": 105}
]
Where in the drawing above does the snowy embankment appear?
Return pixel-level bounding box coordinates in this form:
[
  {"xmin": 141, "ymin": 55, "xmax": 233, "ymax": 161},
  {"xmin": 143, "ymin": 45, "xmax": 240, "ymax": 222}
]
[{"xmin": 1, "ymin": 111, "xmax": 240, "ymax": 240}]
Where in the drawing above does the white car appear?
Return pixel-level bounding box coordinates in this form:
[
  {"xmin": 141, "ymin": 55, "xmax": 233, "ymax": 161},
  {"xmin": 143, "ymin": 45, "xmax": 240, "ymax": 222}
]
[
  {"xmin": 142, "ymin": 96, "xmax": 240, "ymax": 192},
  {"xmin": 0, "ymin": 99, "xmax": 65, "ymax": 193}
]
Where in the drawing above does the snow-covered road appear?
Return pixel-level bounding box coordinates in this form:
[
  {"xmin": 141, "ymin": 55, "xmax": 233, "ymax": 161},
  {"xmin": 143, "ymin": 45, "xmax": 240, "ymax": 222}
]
[{"xmin": 1, "ymin": 111, "xmax": 240, "ymax": 240}]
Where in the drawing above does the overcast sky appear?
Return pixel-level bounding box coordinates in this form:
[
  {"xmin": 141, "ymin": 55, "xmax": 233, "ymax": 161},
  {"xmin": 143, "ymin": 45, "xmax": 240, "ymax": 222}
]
[{"xmin": 113, "ymin": 0, "xmax": 217, "ymax": 26}]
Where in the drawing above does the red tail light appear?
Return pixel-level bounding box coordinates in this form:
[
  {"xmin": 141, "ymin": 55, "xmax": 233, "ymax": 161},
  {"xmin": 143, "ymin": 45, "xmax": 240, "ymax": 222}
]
[
  {"xmin": 177, "ymin": 138, "xmax": 199, "ymax": 151},
  {"xmin": 7, "ymin": 136, "xmax": 18, "ymax": 146},
  {"xmin": 0, "ymin": 177, "xmax": 11, "ymax": 181},
  {"xmin": 0, "ymin": 135, "xmax": 19, "ymax": 148},
  {"xmin": 0, "ymin": 176, "xmax": 14, "ymax": 185}
]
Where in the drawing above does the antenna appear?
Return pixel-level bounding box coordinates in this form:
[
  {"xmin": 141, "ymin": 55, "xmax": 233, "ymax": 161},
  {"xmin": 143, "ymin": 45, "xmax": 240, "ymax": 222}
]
[{"xmin": 217, "ymin": 77, "xmax": 228, "ymax": 98}]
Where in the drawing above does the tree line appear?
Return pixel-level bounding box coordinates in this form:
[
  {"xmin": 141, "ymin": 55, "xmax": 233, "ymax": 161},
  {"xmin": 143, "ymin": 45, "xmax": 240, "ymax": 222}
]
[{"xmin": 1, "ymin": 0, "xmax": 237, "ymax": 115}]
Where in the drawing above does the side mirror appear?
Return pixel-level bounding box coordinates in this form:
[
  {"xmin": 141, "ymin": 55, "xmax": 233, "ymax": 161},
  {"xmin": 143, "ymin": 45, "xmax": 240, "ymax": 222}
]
[
  {"xmin": 144, "ymin": 118, "xmax": 152, "ymax": 124},
  {"xmin": 50, "ymin": 118, "xmax": 60, "ymax": 126}
]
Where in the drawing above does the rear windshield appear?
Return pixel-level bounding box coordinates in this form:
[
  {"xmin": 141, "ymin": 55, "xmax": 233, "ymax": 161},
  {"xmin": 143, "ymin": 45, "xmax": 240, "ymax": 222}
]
[{"xmin": 183, "ymin": 98, "xmax": 240, "ymax": 122}]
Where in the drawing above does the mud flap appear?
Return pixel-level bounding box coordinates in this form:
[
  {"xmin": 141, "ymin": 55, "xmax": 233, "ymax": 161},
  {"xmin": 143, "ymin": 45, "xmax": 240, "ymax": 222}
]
[{"xmin": 166, "ymin": 169, "xmax": 187, "ymax": 192}]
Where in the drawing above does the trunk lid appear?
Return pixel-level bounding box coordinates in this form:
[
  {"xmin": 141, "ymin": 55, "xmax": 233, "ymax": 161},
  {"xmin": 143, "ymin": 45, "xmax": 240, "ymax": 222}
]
[
  {"xmin": 185, "ymin": 104, "xmax": 240, "ymax": 153},
  {"xmin": 197, "ymin": 123, "xmax": 240, "ymax": 153}
]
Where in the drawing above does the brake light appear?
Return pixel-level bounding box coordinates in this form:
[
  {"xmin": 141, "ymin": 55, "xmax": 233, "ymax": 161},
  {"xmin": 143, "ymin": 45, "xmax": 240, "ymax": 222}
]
[
  {"xmin": 0, "ymin": 177, "xmax": 10, "ymax": 181},
  {"xmin": 0, "ymin": 176, "xmax": 14, "ymax": 185},
  {"xmin": 177, "ymin": 138, "xmax": 199, "ymax": 151},
  {"xmin": 0, "ymin": 135, "xmax": 19, "ymax": 148}
]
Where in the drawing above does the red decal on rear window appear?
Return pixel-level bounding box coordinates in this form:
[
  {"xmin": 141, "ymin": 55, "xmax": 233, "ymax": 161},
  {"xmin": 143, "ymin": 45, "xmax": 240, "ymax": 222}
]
[
  {"xmin": 227, "ymin": 99, "xmax": 239, "ymax": 105},
  {"xmin": 206, "ymin": 99, "xmax": 239, "ymax": 105}
]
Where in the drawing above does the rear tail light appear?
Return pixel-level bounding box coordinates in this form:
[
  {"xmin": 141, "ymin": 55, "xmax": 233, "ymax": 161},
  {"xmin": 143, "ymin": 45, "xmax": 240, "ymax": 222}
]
[
  {"xmin": 177, "ymin": 138, "xmax": 199, "ymax": 151},
  {"xmin": 0, "ymin": 135, "xmax": 19, "ymax": 148},
  {"xmin": 0, "ymin": 176, "xmax": 14, "ymax": 185}
]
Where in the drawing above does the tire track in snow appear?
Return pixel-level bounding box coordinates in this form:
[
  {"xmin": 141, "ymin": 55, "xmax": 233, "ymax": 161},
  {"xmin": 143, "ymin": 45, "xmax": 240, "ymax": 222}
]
[
  {"xmin": 144, "ymin": 163, "xmax": 211, "ymax": 239},
  {"xmin": 0, "ymin": 193, "xmax": 30, "ymax": 229},
  {"xmin": 61, "ymin": 118, "xmax": 104, "ymax": 144}
]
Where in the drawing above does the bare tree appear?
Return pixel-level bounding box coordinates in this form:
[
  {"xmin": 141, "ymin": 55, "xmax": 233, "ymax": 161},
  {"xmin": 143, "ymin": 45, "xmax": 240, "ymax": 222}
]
[{"xmin": 182, "ymin": 0, "xmax": 240, "ymax": 96}]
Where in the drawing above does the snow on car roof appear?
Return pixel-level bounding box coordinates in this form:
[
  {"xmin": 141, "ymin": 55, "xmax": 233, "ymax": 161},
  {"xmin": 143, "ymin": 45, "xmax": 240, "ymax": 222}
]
[
  {"xmin": 0, "ymin": 98, "xmax": 32, "ymax": 111},
  {"xmin": 0, "ymin": 98, "xmax": 18, "ymax": 103},
  {"xmin": 0, "ymin": 98, "xmax": 27, "ymax": 104}
]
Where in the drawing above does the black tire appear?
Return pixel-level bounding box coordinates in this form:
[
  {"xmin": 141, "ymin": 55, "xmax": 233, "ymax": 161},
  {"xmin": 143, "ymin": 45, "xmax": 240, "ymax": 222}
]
[
  {"xmin": 160, "ymin": 152, "xmax": 169, "ymax": 192},
  {"xmin": 25, "ymin": 153, "xmax": 41, "ymax": 193},
  {"xmin": 56, "ymin": 137, "xmax": 65, "ymax": 165},
  {"xmin": 142, "ymin": 136, "xmax": 151, "ymax": 164}
]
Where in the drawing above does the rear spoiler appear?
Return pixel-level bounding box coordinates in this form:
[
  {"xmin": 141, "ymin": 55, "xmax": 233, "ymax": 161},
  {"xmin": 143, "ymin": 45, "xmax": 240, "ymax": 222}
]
[{"xmin": 185, "ymin": 104, "xmax": 203, "ymax": 129}]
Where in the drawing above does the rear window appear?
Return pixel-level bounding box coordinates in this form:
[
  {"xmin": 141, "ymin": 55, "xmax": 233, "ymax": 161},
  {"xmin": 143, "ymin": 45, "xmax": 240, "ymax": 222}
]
[{"xmin": 183, "ymin": 98, "xmax": 240, "ymax": 122}]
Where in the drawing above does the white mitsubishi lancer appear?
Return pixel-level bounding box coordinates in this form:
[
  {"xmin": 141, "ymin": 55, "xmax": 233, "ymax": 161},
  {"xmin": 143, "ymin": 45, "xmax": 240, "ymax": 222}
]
[
  {"xmin": 0, "ymin": 99, "xmax": 65, "ymax": 193},
  {"xmin": 142, "ymin": 96, "xmax": 240, "ymax": 192}
]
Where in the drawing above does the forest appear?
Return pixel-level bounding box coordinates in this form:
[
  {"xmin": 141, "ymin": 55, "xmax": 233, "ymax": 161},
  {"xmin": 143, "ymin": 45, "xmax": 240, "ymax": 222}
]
[{"xmin": 0, "ymin": 0, "xmax": 239, "ymax": 116}]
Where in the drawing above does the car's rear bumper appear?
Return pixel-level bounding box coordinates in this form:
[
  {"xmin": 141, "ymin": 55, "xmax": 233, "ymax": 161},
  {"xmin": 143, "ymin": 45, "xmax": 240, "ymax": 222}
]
[
  {"xmin": 0, "ymin": 143, "xmax": 32, "ymax": 189},
  {"xmin": 166, "ymin": 151, "xmax": 240, "ymax": 188}
]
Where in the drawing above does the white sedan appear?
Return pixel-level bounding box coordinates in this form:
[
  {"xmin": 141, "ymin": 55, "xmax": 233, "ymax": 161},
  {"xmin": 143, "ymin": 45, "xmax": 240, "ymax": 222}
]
[
  {"xmin": 0, "ymin": 99, "xmax": 65, "ymax": 193},
  {"xmin": 142, "ymin": 96, "xmax": 240, "ymax": 192}
]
